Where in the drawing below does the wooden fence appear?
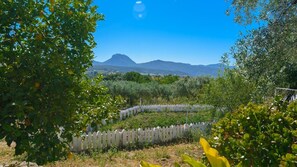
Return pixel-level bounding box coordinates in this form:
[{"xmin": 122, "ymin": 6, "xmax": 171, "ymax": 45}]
[
  {"xmin": 119, "ymin": 104, "xmax": 213, "ymax": 120},
  {"xmin": 275, "ymin": 87, "xmax": 297, "ymax": 102},
  {"xmin": 71, "ymin": 122, "xmax": 209, "ymax": 152}
]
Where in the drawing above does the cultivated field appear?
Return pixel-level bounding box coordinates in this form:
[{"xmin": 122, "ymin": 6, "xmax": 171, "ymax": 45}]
[{"xmin": 100, "ymin": 109, "xmax": 214, "ymax": 131}]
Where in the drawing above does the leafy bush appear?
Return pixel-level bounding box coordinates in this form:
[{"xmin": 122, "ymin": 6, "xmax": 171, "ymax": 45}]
[{"xmin": 211, "ymin": 99, "xmax": 297, "ymax": 166}]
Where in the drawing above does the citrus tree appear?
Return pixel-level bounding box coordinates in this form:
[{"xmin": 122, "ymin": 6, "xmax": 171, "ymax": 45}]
[{"xmin": 0, "ymin": 0, "xmax": 105, "ymax": 164}]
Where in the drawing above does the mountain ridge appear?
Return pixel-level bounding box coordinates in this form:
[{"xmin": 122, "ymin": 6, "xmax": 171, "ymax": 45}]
[{"xmin": 91, "ymin": 54, "xmax": 224, "ymax": 76}]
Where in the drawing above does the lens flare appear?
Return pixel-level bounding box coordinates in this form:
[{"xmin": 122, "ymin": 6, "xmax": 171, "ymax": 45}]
[{"xmin": 133, "ymin": 1, "xmax": 146, "ymax": 20}]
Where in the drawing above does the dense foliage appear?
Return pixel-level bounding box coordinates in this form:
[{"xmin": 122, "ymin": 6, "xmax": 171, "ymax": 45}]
[
  {"xmin": 211, "ymin": 100, "xmax": 297, "ymax": 166},
  {"xmin": 0, "ymin": 0, "xmax": 121, "ymax": 164}
]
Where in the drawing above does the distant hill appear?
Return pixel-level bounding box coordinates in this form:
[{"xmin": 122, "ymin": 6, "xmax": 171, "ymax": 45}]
[
  {"xmin": 139, "ymin": 60, "xmax": 222, "ymax": 76},
  {"xmin": 90, "ymin": 54, "xmax": 225, "ymax": 76}
]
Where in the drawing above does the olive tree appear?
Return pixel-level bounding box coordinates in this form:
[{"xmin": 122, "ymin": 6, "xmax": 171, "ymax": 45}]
[
  {"xmin": 201, "ymin": 70, "xmax": 256, "ymax": 112},
  {"xmin": 226, "ymin": 0, "xmax": 297, "ymax": 96},
  {"xmin": 0, "ymin": 0, "xmax": 104, "ymax": 164},
  {"xmin": 227, "ymin": 0, "xmax": 297, "ymax": 25}
]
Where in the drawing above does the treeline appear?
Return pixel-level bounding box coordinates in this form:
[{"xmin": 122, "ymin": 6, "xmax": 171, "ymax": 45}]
[
  {"xmin": 103, "ymin": 71, "xmax": 179, "ymax": 84},
  {"xmin": 100, "ymin": 72, "xmax": 211, "ymax": 106}
]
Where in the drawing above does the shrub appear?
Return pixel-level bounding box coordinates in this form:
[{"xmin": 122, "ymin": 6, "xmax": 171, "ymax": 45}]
[{"xmin": 211, "ymin": 99, "xmax": 297, "ymax": 166}]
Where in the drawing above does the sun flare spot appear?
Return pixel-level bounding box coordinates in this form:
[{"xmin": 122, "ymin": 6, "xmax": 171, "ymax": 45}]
[{"xmin": 133, "ymin": 0, "xmax": 147, "ymax": 20}]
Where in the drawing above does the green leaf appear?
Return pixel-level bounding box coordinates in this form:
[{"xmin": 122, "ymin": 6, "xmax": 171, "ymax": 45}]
[
  {"xmin": 173, "ymin": 162, "xmax": 181, "ymax": 167},
  {"xmin": 140, "ymin": 160, "xmax": 162, "ymax": 167},
  {"xmin": 235, "ymin": 162, "xmax": 243, "ymax": 167},
  {"xmin": 182, "ymin": 154, "xmax": 207, "ymax": 167}
]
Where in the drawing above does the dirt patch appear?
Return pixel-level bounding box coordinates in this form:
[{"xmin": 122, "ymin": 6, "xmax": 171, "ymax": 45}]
[
  {"xmin": 0, "ymin": 141, "xmax": 15, "ymax": 164},
  {"xmin": 46, "ymin": 143, "xmax": 203, "ymax": 167},
  {"xmin": 0, "ymin": 141, "xmax": 203, "ymax": 167}
]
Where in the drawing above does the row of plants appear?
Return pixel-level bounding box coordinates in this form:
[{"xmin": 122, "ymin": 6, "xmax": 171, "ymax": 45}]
[
  {"xmin": 99, "ymin": 109, "xmax": 216, "ymax": 131},
  {"xmin": 101, "ymin": 76, "xmax": 210, "ymax": 106},
  {"xmin": 102, "ymin": 72, "xmax": 180, "ymax": 84}
]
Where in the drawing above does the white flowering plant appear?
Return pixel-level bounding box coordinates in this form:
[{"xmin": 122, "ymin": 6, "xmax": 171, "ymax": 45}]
[{"xmin": 211, "ymin": 98, "xmax": 297, "ymax": 166}]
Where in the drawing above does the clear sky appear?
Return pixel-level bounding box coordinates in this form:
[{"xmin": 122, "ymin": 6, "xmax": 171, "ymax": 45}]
[{"xmin": 92, "ymin": 0, "xmax": 246, "ymax": 65}]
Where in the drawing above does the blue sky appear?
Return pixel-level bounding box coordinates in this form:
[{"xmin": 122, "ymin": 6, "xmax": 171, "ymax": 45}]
[{"xmin": 92, "ymin": 0, "xmax": 246, "ymax": 65}]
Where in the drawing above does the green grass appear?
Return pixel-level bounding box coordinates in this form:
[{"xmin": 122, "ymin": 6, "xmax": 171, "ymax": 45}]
[{"xmin": 100, "ymin": 109, "xmax": 215, "ymax": 131}]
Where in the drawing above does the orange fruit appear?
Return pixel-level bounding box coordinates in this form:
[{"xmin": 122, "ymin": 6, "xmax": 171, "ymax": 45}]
[{"xmin": 34, "ymin": 82, "xmax": 40, "ymax": 89}]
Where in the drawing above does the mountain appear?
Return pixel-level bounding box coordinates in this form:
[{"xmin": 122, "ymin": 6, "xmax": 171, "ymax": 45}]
[
  {"xmin": 90, "ymin": 54, "xmax": 225, "ymax": 76},
  {"xmin": 139, "ymin": 60, "xmax": 221, "ymax": 76},
  {"xmin": 92, "ymin": 60, "xmax": 102, "ymax": 66},
  {"xmin": 103, "ymin": 54, "xmax": 136, "ymax": 67}
]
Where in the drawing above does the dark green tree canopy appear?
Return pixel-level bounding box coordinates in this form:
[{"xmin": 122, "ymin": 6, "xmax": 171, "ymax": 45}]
[
  {"xmin": 0, "ymin": 0, "xmax": 105, "ymax": 164},
  {"xmin": 123, "ymin": 71, "xmax": 152, "ymax": 83}
]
